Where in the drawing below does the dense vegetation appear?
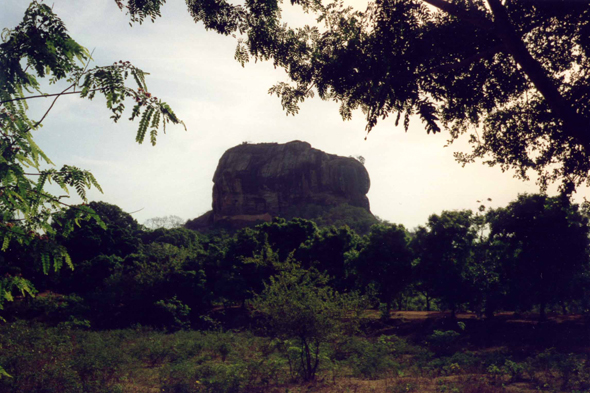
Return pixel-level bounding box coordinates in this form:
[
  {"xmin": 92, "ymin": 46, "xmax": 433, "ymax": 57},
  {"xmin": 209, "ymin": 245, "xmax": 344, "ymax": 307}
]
[
  {"xmin": 2, "ymin": 195, "xmax": 590, "ymax": 391},
  {"xmin": 4, "ymin": 195, "xmax": 590, "ymax": 330}
]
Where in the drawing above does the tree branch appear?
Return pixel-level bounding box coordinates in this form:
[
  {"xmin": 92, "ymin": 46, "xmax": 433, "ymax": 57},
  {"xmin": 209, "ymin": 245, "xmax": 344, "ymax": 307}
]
[
  {"xmin": 420, "ymin": 0, "xmax": 494, "ymax": 31},
  {"xmin": 423, "ymin": 0, "xmax": 590, "ymax": 149},
  {"xmin": 32, "ymin": 84, "xmax": 75, "ymax": 129},
  {"xmin": 486, "ymin": 0, "xmax": 590, "ymax": 147},
  {"xmin": 421, "ymin": 45, "xmax": 502, "ymax": 76},
  {"xmin": 0, "ymin": 88, "xmax": 103, "ymax": 105}
]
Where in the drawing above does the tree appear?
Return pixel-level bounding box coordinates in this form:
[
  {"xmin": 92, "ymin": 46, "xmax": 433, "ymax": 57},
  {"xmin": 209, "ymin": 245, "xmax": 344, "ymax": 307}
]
[
  {"xmin": 487, "ymin": 194, "xmax": 590, "ymax": 320},
  {"xmin": 123, "ymin": 0, "xmax": 590, "ymax": 192},
  {"xmin": 214, "ymin": 230, "xmax": 278, "ymax": 306},
  {"xmin": 295, "ymin": 225, "xmax": 362, "ymax": 292},
  {"xmin": 54, "ymin": 202, "xmax": 143, "ymax": 262},
  {"xmin": 90, "ymin": 242, "xmax": 208, "ymax": 328},
  {"xmin": 249, "ymin": 261, "xmax": 363, "ymax": 381},
  {"xmin": 413, "ymin": 210, "xmax": 476, "ymax": 316},
  {"xmin": 256, "ymin": 218, "xmax": 319, "ymax": 261},
  {"xmin": 352, "ymin": 223, "xmax": 413, "ymax": 317},
  {"xmin": 141, "ymin": 226, "xmax": 202, "ymax": 250},
  {"xmin": 46, "ymin": 202, "xmax": 143, "ymax": 295},
  {"xmin": 0, "ymin": 2, "xmax": 182, "ymax": 318},
  {"xmin": 143, "ymin": 215, "xmax": 185, "ymax": 230}
]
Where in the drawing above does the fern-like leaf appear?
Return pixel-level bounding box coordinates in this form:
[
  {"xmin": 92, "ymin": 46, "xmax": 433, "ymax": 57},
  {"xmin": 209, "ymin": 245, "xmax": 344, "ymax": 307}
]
[
  {"xmin": 136, "ymin": 107, "xmax": 154, "ymax": 144},
  {"xmin": 41, "ymin": 252, "xmax": 50, "ymax": 275},
  {"xmin": 1, "ymin": 234, "xmax": 11, "ymax": 252},
  {"xmin": 63, "ymin": 251, "xmax": 74, "ymax": 270},
  {"xmin": 417, "ymin": 100, "xmax": 440, "ymax": 134},
  {"xmin": 86, "ymin": 171, "xmax": 103, "ymax": 193},
  {"xmin": 52, "ymin": 251, "xmax": 63, "ymax": 272}
]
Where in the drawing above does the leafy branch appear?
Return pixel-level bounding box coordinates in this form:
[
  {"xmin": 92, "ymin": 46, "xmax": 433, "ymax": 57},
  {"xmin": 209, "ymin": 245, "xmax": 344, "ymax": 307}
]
[{"xmin": 0, "ymin": 1, "xmax": 183, "ymax": 323}]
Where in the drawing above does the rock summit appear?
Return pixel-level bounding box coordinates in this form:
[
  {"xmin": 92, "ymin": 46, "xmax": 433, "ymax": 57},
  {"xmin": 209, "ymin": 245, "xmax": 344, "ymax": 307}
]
[{"xmin": 186, "ymin": 141, "xmax": 372, "ymax": 231}]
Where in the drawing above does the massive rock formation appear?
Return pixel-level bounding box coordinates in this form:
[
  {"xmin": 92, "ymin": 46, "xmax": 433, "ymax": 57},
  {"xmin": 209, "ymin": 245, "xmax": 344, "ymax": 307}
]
[{"xmin": 186, "ymin": 141, "xmax": 372, "ymax": 231}]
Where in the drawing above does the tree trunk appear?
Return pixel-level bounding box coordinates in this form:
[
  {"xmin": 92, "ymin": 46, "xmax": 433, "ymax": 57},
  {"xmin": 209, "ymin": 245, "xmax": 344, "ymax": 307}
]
[
  {"xmin": 311, "ymin": 340, "xmax": 320, "ymax": 379},
  {"xmin": 485, "ymin": 305, "xmax": 495, "ymax": 320},
  {"xmin": 539, "ymin": 301, "xmax": 547, "ymax": 321},
  {"xmin": 485, "ymin": 297, "xmax": 496, "ymax": 319}
]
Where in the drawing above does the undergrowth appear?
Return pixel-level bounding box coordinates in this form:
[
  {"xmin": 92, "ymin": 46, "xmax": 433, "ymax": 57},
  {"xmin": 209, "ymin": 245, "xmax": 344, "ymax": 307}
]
[{"xmin": 1, "ymin": 320, "xmax": 589, "ymax": 393}]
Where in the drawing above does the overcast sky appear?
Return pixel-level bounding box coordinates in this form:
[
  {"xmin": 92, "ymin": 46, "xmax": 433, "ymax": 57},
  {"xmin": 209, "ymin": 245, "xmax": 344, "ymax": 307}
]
[{"xmin": 3, "ymin": 0, "xmax": 586, "ymax": 230}]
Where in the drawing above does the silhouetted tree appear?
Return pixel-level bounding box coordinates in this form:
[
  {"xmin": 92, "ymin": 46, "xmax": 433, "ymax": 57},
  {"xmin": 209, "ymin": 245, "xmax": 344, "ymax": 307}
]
[
  {"xmin": 488, "ymin": 194, "xmax": 590, "ymax": 320},
  {"xmin": 257, "ymin": 218, "xmax": 319, "ymax": 261},
  {"xmin": 413, "ymin": 211, "xmax": 476, "ymax": 317},
  {"xmin": 296, "ymin": 225, "xmax": 362, "ymax": 292},
  {"xmin": 352, "ymin": 224, "xmax": 413, "ymax": 317},
  {"xmin": 54, "ymin": 201, "xmax": 142, "ymax": 264}
]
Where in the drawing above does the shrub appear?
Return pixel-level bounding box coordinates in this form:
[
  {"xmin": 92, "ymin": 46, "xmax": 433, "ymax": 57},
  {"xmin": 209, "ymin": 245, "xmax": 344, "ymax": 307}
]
[
  {"xmin": 527, "ymin": 349, "xmax": 590, "ymax": 390},
  {"xmin": 154, "ymin": 296, "xmax": 192, "ymax": 331},
  {"xmin": 344, "ymin": 336, "xmax": 398, "ymax": 379},
  {"xmin": 0, "ymin": 322, "xmax": 128, "ymax": 393},
  {"xmin": 249, "ymin": 261, "xmax": 365, "ymax": 381},
  {"xmin": 425, "ymin": 352, "xmax": 479, "ymax": 377},
  {"xmin": 6, "ymin": 293, "xmax": 91, "ymax": 326},
  {"xmin": 69, "ymin": 331, "xmax": 130, "ymax": 392},
  {"xmin": 160, "ymin": 360, "xmax": 200, "ymax": 393},
  {"xmin": 427, "ymin": 330, "xmax": 460, "ymax": 355},
  {"xmin": 160, "ymin": 359, "xmax": 260, "ymax": 393}
]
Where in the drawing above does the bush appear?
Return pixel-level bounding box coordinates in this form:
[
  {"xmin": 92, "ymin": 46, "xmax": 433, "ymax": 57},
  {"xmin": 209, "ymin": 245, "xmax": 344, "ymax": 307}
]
[
  {"xmin": 249, "ymin": 261, "xmax": 365, "ymax": 381},
  {"xmin": 5, "ymin": 293, "xmax": 90, "ymax": 326},
  {"xmin": 159, "ymin": 352, "xmax": 285, "ymax": 393},
  {"xmin": 502, "ymin": 359, "xmax": 525, "ymax": 383},
  {"xmin": 344, "ymin": 336, "xmax": 398, "ymax": 379},
  {"xmin": 427, "ymin": 330, "xmax": 461, "ymax": 355},
  {"xmin": 70, "ymin": 331, "xmax": 130, "ymax": 392},
  {"xmin": 0, "ymin": 322, "xmax": 129, "ymax": 393},
  {"xmin": 526, "ymin": 349, "xmax": 590, "ymax": 390},
  {"xmin": 154, "ymin": 296, "xmax": 192, "ymax": 331}
]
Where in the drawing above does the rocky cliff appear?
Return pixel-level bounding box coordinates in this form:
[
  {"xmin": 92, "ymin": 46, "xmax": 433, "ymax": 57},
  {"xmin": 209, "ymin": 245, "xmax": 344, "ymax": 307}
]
[{"xmin": 186, "ymin": 141, "xmax": 372, "ymax": 231}]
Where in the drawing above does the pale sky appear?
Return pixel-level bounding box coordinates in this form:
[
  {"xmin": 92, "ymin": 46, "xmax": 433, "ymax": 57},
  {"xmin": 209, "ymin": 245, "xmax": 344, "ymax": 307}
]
[{"xmin": 3, "ymin": 1, "xmax": 584, "ymax": 230}]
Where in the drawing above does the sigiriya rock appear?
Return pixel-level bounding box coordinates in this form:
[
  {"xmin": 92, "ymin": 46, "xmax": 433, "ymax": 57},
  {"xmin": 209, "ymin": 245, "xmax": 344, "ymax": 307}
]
[{"xmin": 185, "ymin": 140, "xmax": 373, "ymax": 231}]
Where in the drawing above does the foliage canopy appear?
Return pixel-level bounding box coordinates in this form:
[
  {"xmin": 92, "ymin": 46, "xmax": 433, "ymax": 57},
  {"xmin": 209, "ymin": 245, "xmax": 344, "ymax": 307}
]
[
  {"xmin": 121, "ymin": 0, "xmax": 590, "ymax": 192},
  {"xmin": 488, "ymin": 194, "xmax": 590, "ymax": 319}
]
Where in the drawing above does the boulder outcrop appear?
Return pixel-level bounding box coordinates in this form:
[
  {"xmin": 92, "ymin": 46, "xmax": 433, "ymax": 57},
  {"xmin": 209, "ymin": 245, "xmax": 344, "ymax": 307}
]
[{"xmin": 186, "ymin": 141, "xmax": 372, "ymax": 231}]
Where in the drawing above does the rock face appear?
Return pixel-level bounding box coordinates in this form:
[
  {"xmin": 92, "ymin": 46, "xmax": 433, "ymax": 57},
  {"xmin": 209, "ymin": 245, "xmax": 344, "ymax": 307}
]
[{"xmin": 186, "ymin": 141, "xmax": 371, "ymax": 231}]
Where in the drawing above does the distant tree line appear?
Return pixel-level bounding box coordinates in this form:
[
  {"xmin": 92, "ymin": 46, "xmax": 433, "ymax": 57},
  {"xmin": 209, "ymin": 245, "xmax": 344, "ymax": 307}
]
[{"xmin": 1, "ymin": 194, "xmax": 589, "ymax": 329}]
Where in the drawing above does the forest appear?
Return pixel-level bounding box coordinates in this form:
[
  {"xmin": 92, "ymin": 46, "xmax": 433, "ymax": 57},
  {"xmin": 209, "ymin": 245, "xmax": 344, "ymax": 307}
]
[{"xmin": 2, "ymin": 195, "xmax": 590, "ymax": 392}]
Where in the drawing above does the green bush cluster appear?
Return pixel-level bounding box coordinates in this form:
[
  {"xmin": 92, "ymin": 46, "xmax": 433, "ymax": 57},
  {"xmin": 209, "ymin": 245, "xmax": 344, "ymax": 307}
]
[
  {"xmin": 2, "ymin": 318, "xmax": 590, "ymax": 392},
  {"xmin": 0, "ymin": 322, "xmax": 129, "ymax": 393},
  {"xmin": 343, "ymin": 336, "xmax": 400, "ymax": 379}
]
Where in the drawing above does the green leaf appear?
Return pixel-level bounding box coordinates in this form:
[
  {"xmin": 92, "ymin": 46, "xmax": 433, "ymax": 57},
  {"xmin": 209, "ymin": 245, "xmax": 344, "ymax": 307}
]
[
  {"xmin": 1, "ymin": 234, "xmax": 11, "ymax": 252},
  {"xmin": 0, "ymin": 365, "xmax": 12, "ymax": 379},
  {"xmin": 41, "ymin": 252, "xmax": 50, "ymax": 275}
]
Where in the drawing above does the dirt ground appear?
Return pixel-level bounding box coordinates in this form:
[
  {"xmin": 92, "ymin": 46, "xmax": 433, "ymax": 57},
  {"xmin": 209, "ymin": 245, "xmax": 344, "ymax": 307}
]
[{"xmin": 389, "ymin": 310, "xmax": 587, "ymax": 324}]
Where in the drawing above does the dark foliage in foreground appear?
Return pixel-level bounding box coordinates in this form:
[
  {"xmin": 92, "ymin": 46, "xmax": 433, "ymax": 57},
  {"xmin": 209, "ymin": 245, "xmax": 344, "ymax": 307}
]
[{"xmin": 2, "ymin": 193, "xmax": 590, "ymax": 331}]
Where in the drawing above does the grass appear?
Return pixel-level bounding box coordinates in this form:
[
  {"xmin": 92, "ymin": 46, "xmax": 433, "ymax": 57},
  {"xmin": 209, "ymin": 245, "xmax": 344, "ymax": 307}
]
[{"xmin": 1, "ymin": 312, "xmax": 589, "ymax": 393}]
